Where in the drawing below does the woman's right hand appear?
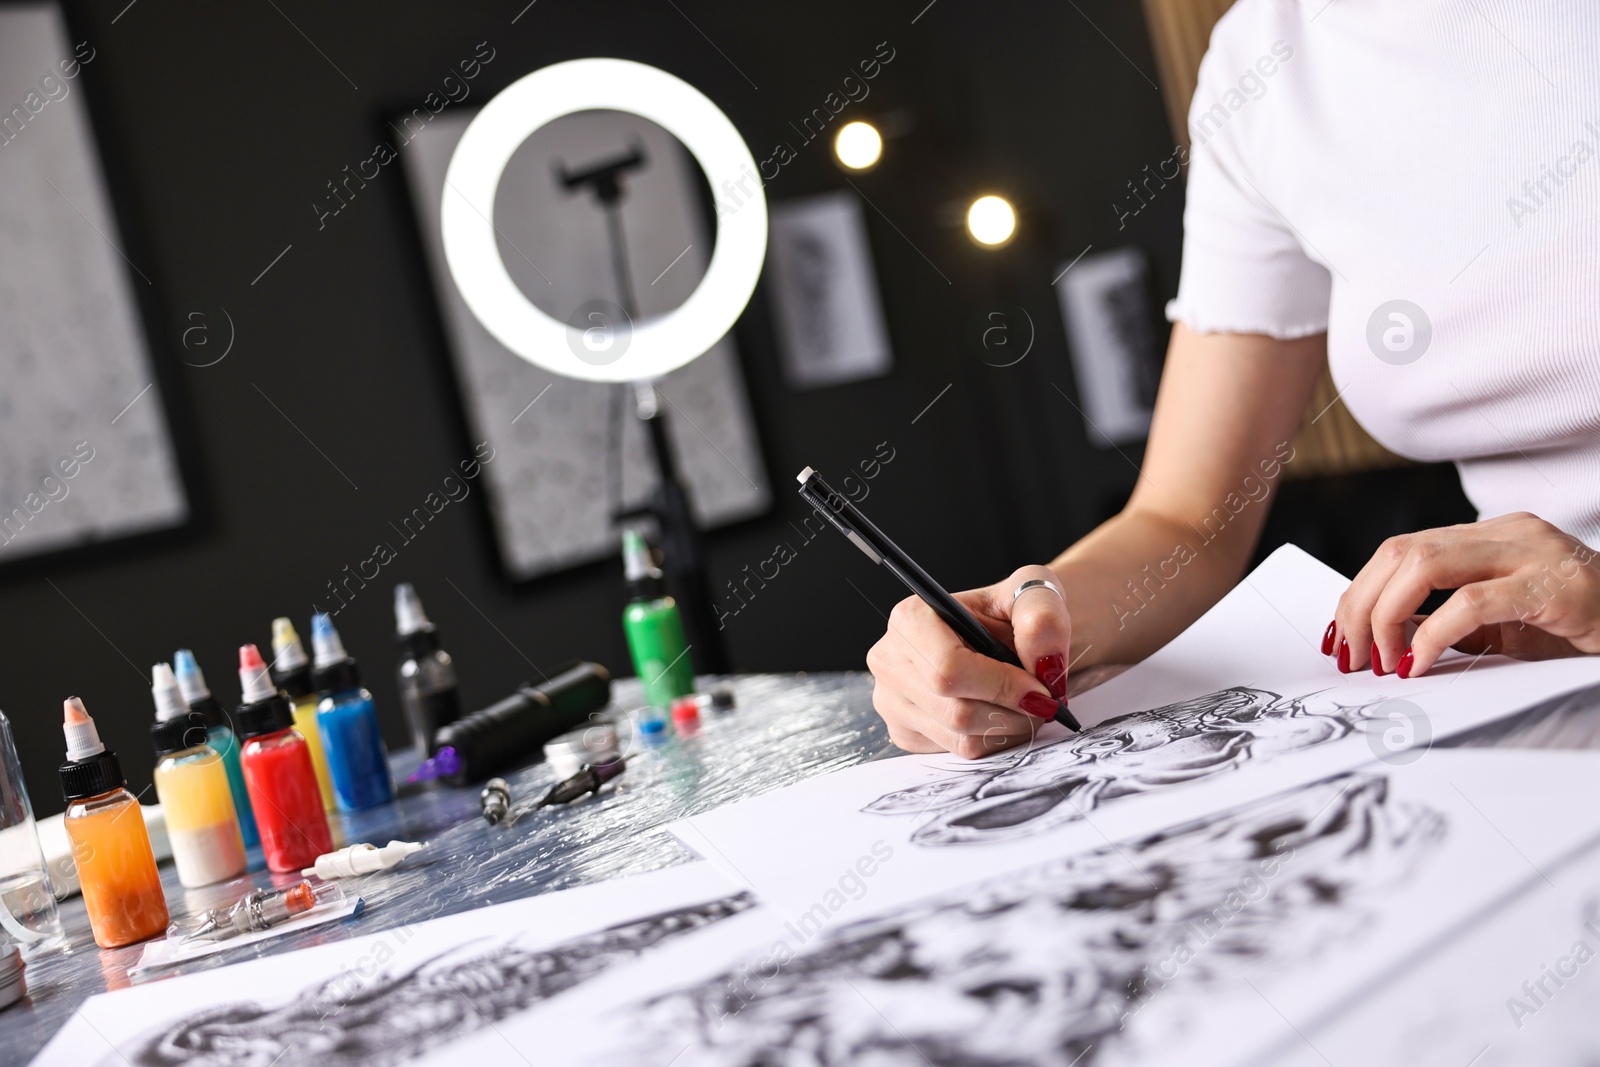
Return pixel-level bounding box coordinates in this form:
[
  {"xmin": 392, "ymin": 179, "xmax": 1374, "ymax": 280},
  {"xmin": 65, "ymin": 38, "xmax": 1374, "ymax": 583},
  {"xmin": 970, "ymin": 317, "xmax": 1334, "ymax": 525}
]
[{"xmin": 865, "ymin": 564, "xmax": 1073, "ymax": 759}]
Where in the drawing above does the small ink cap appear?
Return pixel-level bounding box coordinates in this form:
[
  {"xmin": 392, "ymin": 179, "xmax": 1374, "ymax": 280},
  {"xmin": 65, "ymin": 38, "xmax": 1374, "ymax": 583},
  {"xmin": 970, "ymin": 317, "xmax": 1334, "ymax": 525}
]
[
  {"xmin": 173, "ymin": 649, "xmax": 210, "ymax": 704},
  {"xmin": 62, "ymin": 696, "xmax": 104, "ymax": 761},
  {"xmin": 60, "ymin": 696, "xmax": 124, "ymax": 800},
  {"xmin": 271, "ymin": 618, "xmax": 309, "ymax": 671},
  {"xmin": 237, "ymin": 644, "xmax": 277, "ymax": 704},
  {"xmin": 310, "ymin": 613, "xmax": 362, "ymax": 693},
  {"xmin": 394, "ymin": 583, "xmax": 431, "ymax": 637},
  {"xmin": 310, "ymin": 613, "xmax": 349, "ymax": 670},
  {"xmin": 151, "ymin": 663, "xmax": 189, "ymax": 723}
]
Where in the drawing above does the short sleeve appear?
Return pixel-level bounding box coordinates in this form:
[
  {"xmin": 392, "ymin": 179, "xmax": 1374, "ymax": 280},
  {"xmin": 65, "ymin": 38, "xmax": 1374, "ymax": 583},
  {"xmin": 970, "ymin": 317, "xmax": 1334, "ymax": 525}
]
[{"xmin": 1165, "ymin": 27, "xmax": 1332, "ymax": 339}]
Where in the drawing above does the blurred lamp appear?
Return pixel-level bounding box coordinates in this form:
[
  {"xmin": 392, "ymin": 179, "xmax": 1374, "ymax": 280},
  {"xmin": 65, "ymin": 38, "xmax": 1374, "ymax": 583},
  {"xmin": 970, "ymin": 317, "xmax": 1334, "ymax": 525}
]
[
  {"xmin": 966, "ymin": 195, "xmax": 1016, "ymax": 247},
  {"xmin": 440, "ymin": 58, "xmax": 767, "ymax": 384},
  {"xmin": 441, "ymin": 57, "xmax": 766, "ymax": 672},
  {"xmin": 833, "ymin": 121, "xmax": 883, "ymax": 170}
]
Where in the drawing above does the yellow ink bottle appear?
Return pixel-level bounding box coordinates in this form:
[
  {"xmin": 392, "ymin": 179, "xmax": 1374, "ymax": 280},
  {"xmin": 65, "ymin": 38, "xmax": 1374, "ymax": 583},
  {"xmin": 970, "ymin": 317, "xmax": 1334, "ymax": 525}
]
[
  {"xmin": 149, "ymin": 663, "xmax": 247, "ymax": 888},
  {"xmin": 270, "ymin": 617, "xmax": 336, "ymax": 813}
]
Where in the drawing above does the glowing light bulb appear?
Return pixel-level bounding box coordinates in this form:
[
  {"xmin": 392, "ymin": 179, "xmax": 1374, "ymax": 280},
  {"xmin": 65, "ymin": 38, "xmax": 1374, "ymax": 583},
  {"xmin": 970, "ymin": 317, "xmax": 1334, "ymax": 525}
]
[
  {"xmin": 966, "ymin": 195, "xmax": 1016, "ymax": 247},
  {"xmin": 834, "ymin": 121, "xmax": 883, "ymax": 170}
]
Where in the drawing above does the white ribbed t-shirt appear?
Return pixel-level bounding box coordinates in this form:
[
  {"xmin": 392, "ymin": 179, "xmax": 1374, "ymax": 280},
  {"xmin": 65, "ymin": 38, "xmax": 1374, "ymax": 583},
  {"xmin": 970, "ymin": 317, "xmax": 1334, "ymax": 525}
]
[{"xmin": 1167, "ymin": 0, "xmax": 1600, "ymax": 547}]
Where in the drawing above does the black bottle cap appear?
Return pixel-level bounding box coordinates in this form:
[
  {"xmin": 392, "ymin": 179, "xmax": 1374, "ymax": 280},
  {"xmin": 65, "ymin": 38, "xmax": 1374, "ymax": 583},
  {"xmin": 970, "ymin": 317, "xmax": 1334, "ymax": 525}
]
[
  {"xmin": 399, "ymin": 627, "xmax": 439, "ymax": 660},
  {"xmin": 151, "ymin": 712, "xmax": 213, "ymax": 759},
  {"xmin": 59, "ymin": 752, "xmax": 125, "ymax": 801},
  {"xmin": 626, "ymin": 573, "xmax": 669, "ymax": 602},
  {"xmin": 271, "ymin": 662, "xmax": 314, "ymax": 700},
  {"xmin": 184, "ymin": 694, "xmax": 227, "ymax": 732},
  {"xmin": 312, "ymin": 657, "xmax": 361, "ymax": 695},
  {"xmin": 236, "ymin": 693, "xmax": 295, "ymax": 739}
]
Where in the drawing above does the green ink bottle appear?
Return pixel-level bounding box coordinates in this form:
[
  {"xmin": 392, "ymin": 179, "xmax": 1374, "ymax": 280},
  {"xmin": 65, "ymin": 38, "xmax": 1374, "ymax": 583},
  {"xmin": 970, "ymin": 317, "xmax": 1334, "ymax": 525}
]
[{"xmin": 621, "ymin": 529, "xmax": 695, "ymax": 710}]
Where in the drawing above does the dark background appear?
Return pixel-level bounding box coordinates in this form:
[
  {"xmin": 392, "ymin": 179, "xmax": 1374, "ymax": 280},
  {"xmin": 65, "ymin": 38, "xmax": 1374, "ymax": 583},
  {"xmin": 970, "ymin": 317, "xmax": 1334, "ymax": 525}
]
[{"xmin": 6, "ymin": 0, "xmax": 1471, "ymax": 815}]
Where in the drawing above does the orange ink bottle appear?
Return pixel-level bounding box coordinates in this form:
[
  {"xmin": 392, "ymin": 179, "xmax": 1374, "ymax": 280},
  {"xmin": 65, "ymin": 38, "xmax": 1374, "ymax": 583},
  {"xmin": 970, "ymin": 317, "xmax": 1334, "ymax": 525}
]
[{"xmin": 59, "ymin": 697, "xmax": 168, "ymax": 949}]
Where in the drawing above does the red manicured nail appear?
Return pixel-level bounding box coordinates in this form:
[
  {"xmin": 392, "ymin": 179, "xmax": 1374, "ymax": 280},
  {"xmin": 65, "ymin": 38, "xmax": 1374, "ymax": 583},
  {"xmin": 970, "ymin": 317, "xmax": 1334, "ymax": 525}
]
[
  {"xmin": 1337, "ymin": 638, "xmax": 1351, "ymax": 674},
  {"xmin": 1321, "ymin": 621, "xmax": 1336, "ymax": 656},
  {"xmin": 1397, "ymin": 649, "xmax": 1415, "ymax": 679},
  {"xmin": 1019, "ymin": 692, "xmax": 1059, "ymax": 719},
  {"xmin": 1371, "ymin": 641, "xmax": 1387, "ymax": 676},
  {"xmin": 1036, "ymin": 654, "xmax": 1068, "ymax": 699}
]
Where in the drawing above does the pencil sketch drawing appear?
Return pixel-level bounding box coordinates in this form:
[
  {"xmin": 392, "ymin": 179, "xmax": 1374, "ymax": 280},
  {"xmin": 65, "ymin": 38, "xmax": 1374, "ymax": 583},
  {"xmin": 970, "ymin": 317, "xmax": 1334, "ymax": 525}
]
[
  {"xmin": 865, "ymin": 686, "xmax": 1368, "ymax": 845},
  {"xmin": 623, "ymin": 773, "xmax": 1445, "ymax": 1066},
  {"xmin": 119, "ymin": 892, "xmax": 755, "ymax": 1067}
]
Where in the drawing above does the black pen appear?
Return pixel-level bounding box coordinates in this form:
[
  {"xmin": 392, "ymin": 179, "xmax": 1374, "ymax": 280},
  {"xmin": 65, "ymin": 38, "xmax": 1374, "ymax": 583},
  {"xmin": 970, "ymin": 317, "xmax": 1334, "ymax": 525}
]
[{"xmin": 797, "ymin": 467, "xmax": 1080, "ymax": 731}]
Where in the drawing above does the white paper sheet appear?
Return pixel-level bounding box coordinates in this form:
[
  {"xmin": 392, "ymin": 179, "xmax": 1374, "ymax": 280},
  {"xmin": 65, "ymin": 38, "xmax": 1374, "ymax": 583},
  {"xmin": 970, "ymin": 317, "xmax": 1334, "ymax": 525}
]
[
  {"xmin": 674, "ymin": 545, "xmax": 1600, "ymax": 925},
  {"xmin": 1270, "ymin": 809, "xmax": 1600, "ymax": 1067},
  {"xmin": 453, "ymin": 750, "xmax": 1600, "ymax": 1067},
  {"xmin": 30, "ymin": 863, "xmax": 748, "ymax": 1067}
]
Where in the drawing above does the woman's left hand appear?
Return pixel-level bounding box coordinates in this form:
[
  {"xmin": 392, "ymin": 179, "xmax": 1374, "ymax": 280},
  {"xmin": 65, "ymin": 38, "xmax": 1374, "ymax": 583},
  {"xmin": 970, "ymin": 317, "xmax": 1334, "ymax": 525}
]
[{"xmin": 1329, "ymin": 512, "xmax": 1600, "ymax": 678}]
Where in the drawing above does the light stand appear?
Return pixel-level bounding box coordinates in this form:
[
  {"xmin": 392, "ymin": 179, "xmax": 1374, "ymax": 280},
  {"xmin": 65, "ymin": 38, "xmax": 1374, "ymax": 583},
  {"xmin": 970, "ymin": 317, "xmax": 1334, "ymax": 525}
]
[{"xmin": 559, "ymin": 145, "xmax": 730, "ymax": 674}]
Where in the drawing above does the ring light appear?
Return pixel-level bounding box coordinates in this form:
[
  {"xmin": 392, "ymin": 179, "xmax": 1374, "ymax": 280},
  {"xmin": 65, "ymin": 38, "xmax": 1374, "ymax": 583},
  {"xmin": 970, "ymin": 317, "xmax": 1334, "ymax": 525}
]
[{"xmin": 441, "ymin": 58, "xmax": 767, "ymax": 383}]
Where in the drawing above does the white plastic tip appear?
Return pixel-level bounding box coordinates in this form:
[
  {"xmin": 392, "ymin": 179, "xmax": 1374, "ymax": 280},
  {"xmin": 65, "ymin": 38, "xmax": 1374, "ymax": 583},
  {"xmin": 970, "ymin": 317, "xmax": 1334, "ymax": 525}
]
[
  {"xmin": 310, "ymin": 613, "xmax": 349, "ymax": 669},
  {"xmin": 62, "ymin": 696, "xmax": 105, "ymax": 760},
  {"xmin": 797, "ymin": 466, "xmax": 815, "ymax": 484},
  {"xmin": 151, "ymin": 663, "xmax": 189, "ymax": 723},
  {"xmin": 173, "ymin": 650, "xmax": 210, "ymax": 703},
  {"xmin": 302, "ymin": 839, "xmax": 423, "ymax": 879},
  {"xmin": 237, "ymin": 646, "xmax": 277, "ymax": 704},
  {"xmin": 393, "ymin": 583, "xmax": 430, "ymax": 636},
  {"xmin": 271, "ymin": 617, "xmax": 309, "ymax": 669}
]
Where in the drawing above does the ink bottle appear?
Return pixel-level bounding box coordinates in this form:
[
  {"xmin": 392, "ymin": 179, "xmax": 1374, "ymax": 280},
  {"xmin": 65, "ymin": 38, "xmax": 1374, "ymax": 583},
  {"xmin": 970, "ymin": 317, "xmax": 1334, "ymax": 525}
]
[
  {"xmin": 236, "ymin": 645, "xmax": 333, "ymax": 873},
  {"xmin": 60, "ymin": 697, "xmax": 168, "ymax": 948},
  {"xmin": 311, "ymin": 614, "xmax": 393, "ymax": 812},
  {"xmin": 174, "ymin": 648, "xmax": 259, "ymax": 849},
  {"xmin": 395, "ymin": 583, "xmax": 462, "ymax": 755},
  {"xmin": 620, "ymin": 529, "xmax": 695, "ymax": 710},
  {"xmin": 150, "ymin": 663, "xmax": 246, "ymax": 888},
  {"xmin": 272, "ymin": 617, "xmax": 337, "ymax": 812}
]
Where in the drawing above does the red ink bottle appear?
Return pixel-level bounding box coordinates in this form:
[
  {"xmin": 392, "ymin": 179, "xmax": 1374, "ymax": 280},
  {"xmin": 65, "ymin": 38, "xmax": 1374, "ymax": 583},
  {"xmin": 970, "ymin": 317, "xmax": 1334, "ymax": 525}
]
[{"xmin": 235, "ymin": 644, "xmax": 333, "ymax": 872}]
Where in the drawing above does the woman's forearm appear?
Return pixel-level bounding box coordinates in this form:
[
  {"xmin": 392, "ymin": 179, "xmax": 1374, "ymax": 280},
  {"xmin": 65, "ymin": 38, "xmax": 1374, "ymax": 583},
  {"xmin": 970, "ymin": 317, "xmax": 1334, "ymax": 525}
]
[
  {"xmin": 1049, "ymin": 502, "xmax": 1264, "ymax": 667},
  {"xmin": 1044, "ymin": 326, "xmax": 1327, "ymax": 669}
]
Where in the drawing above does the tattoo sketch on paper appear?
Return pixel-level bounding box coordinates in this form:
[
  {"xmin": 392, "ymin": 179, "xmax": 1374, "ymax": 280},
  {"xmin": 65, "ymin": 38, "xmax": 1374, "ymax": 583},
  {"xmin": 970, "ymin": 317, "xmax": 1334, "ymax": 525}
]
[
  {"xmin": 117, "ymin": 893, "xmax": 755, "ymax": 1067},
  {"xmin": 623, "ymin": 773, "xmax": 1445, "ymax": 1067},
  {"xmin": 865, "ymin": 687, "xmax": 1377, "ymax": 845}
]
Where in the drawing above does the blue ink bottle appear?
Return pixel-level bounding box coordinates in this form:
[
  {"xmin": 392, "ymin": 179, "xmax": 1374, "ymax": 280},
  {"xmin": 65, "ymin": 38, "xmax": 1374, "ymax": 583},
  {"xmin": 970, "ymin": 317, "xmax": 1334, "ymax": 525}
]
[
  {"xmin": 309, "ymin": 613, "xmax": 393, "ymax": 811},
  {"xmin": 173, "ymin": 648, "xmax": 259, "ymax": 849}
]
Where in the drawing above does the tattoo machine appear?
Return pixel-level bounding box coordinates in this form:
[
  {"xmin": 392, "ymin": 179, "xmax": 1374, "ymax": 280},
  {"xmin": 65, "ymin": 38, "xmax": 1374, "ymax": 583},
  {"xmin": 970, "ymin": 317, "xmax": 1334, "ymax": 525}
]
[{"xmin": 410, "ymin": 661, "xmax": 613, "ymax": 785}]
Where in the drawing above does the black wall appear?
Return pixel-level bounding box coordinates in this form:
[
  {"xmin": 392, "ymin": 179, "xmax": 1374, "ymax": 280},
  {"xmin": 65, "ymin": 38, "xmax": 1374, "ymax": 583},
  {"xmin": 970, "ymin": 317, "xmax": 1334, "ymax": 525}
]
[{"xmin": 6, "ymin": 0, "xmax": 1468, "ymax": 815}]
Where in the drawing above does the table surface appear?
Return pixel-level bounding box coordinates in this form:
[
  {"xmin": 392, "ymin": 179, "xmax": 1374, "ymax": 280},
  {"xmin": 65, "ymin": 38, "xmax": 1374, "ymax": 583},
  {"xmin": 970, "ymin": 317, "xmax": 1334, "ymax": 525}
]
[
  {"xmin": 9, "ymin": 668, "xmax": 1600, "ymax": 1064},
  {"xmin": 7, "ymin": 672, "xmax": 887, "ymax": 1063}
]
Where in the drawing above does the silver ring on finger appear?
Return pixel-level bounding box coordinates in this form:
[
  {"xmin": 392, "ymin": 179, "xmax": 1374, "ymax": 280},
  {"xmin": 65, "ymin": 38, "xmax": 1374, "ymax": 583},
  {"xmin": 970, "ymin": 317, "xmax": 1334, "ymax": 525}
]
[{"xmin": 1012, "ymin": 578, "xmax": 1065, "ymax": 606}]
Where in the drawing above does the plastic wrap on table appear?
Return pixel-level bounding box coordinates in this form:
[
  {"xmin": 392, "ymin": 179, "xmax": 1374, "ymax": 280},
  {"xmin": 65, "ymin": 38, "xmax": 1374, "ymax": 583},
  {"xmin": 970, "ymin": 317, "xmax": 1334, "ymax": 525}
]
[{"xmin": 9, "ymin": 672, "xmax": 886, "ymax": 1061}]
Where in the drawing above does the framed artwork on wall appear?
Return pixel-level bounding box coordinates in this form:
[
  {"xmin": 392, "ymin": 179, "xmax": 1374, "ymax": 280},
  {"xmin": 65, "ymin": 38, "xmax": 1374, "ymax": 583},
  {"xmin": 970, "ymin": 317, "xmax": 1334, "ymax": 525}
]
[{"xmin": 0, "ymin": 3, "xmax": 189, "ymax": 568}]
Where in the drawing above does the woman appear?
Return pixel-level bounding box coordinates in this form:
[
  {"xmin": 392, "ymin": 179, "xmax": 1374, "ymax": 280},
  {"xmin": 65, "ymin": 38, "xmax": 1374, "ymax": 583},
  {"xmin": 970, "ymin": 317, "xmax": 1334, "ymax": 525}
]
[{"xmin": 868, "ymin": 0, "xmax": 1600, "ymax": 758}]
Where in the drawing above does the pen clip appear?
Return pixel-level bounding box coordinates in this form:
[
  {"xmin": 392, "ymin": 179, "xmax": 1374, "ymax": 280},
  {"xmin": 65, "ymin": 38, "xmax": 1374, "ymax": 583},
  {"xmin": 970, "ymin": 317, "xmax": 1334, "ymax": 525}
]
[
  {"xmin": 798, "ymin": 470, "xmax": 882, "ymax": 565},
  {"xmin": 844, "ymin": 530, "xmax": 882, "ymax": 564}
]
